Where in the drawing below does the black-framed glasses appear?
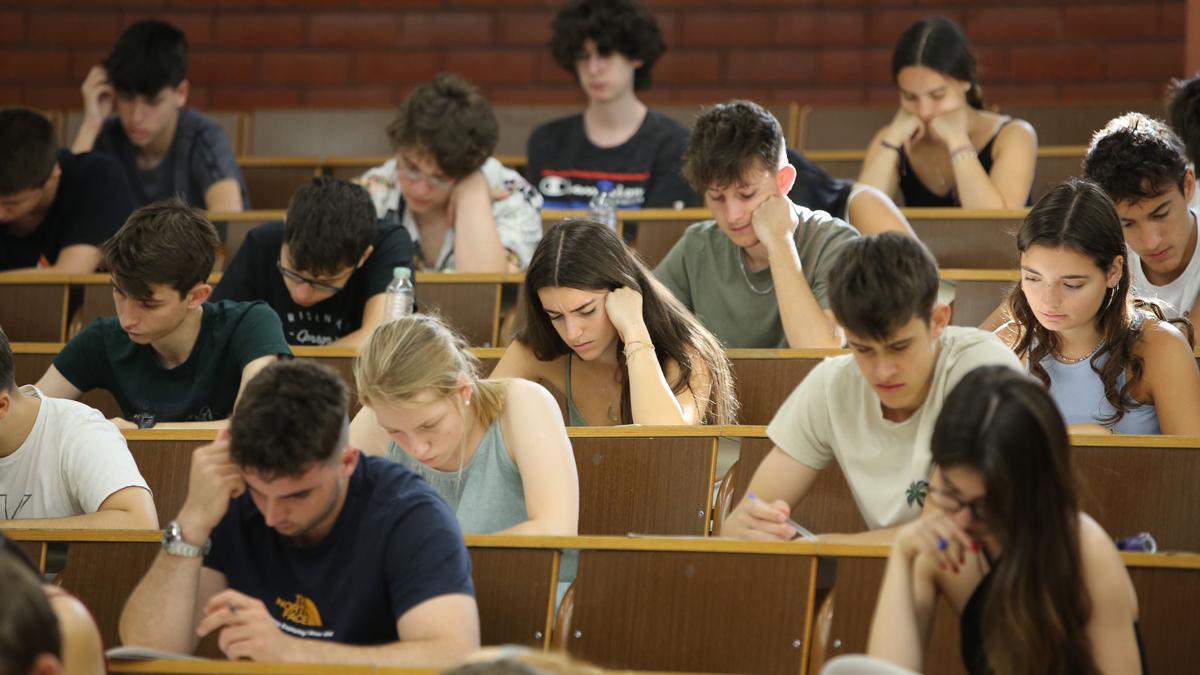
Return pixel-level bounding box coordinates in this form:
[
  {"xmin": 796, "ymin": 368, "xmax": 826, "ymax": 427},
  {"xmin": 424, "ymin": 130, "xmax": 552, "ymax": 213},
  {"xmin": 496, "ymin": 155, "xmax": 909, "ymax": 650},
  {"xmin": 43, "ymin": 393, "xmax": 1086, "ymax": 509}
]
[
  {"xmin": 276, "ymin": 261, "xmax": 346, "ymax": 295},
  {"xmin": 927, "ymin": 486, "xmax": 988, "ymax": 521}
]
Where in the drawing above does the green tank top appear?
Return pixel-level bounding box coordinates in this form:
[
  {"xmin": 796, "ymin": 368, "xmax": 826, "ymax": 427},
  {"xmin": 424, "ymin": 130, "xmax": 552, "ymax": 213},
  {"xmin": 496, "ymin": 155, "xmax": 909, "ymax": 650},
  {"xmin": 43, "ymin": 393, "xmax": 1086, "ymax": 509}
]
[{"xmin": 563, "ymin": 354, "xmax": 590, "ymax": 427}]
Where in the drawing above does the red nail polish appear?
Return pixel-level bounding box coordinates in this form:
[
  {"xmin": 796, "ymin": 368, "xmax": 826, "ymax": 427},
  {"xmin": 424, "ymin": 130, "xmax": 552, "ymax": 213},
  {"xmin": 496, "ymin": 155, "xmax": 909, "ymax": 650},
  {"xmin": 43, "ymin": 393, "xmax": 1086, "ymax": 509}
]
[{"xmin": 971, "ymin": 541, "xmax": 980, "ymax": 552}]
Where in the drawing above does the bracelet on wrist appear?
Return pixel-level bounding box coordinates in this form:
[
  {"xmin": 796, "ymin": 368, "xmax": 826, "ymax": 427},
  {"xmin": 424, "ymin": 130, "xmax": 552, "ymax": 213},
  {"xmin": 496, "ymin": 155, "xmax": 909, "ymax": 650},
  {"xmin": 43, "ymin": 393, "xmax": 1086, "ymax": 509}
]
[
  {"xmin": 880, "ymin": 140, "xmax": 902, "ymax": 152},
  {"xmin": 950, "ymin": 144, "xmax": 977, "ymax": 164},
  {"xmin": 622, "ymin": 340, "xmax": 655, "ymax": 359}
]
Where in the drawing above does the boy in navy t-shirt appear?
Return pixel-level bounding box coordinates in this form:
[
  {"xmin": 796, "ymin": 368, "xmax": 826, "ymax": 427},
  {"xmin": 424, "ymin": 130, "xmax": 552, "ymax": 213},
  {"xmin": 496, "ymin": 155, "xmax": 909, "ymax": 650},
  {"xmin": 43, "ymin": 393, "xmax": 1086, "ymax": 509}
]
[{"xmin": 119, "ymin": 361, "xmax": 479, "ymax": 664}]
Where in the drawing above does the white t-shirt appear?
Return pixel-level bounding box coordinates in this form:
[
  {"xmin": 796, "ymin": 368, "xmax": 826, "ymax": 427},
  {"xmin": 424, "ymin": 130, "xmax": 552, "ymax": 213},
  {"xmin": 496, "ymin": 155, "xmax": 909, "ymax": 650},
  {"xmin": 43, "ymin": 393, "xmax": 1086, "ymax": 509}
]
[
  {"xmin": 1128, "ymin": 207, "xmax": 1200, "ymax": 318},
  {"xmin": 765, "ymin": 326, "xmax": 1022, "ymax": 530},
  {"xmin": 0, "ymin": 386, "xmax": 149, "ymax": 521}
]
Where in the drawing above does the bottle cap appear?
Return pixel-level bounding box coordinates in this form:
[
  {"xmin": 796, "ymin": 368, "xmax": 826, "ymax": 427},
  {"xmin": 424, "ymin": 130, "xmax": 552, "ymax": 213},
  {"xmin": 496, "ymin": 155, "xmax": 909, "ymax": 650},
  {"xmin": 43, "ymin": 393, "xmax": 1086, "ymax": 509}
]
[
  {"xmin": 393, "ymin": 267, "xmax": 412, "ymax": 280},
  {"xmin": 596, "ymin": 180, "xmax": 614, "ymax": 192}
]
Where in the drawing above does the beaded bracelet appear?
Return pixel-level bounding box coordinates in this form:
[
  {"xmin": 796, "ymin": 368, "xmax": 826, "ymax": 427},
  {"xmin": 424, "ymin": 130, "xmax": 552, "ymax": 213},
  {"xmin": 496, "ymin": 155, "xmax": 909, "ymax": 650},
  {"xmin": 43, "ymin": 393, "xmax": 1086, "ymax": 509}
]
[
  {"xmin": 623, "ymin": 340, "xmax": 655, "ymax": 359},
  {"xmin": 950, "ymin": 145, "xmax": 978, "ymax": 164}
]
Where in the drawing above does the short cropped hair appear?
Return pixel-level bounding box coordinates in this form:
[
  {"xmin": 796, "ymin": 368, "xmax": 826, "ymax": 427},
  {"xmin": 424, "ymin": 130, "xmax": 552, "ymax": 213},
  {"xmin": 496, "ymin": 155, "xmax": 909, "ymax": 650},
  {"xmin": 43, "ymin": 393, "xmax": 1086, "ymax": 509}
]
[
  {"xmin": 284, "ymin": 177, "xmax": 377, "ymax": 278},
  {"xmin": 1167, "ymin": 74, "xmax": 1200, "ymax": 169},
  {"xmin": 0, "ymin": 330, "xmax": 13, "ymax": 393},
  {"xmin": 230, "ymin": 360, "xmax": 348, "ymax": 480},
  {"xmin": 549, "ymin": 0, "xmax": 666, "ymax": 91},
  {"xmin": 0, "ymin": 547, "xmax": 62, "ymax": 675},
  {"xmin": 1083, "ymin": 112, "xmax": 1189, "ymax": 204},
  {"xmin": 683, "ymin": 100, "xmax": 784, "ymax": 193},
  {"xmin": 103, "ymin": 198, "xmax": 218, "ymax": 301},
  {"xmin": 386, "ymin": 74, "xmax": 497, "ymax": 180},
  {"xmin": 828, "ymin": 233, "xmax": 940, "ymax": 341},
  {"xmin": 104, "ymin": 20, "xmax": 188, "ymax": 97},
  {"xmin": 0, "ymin": 108, "xmax": 57, "ymax": 195}
]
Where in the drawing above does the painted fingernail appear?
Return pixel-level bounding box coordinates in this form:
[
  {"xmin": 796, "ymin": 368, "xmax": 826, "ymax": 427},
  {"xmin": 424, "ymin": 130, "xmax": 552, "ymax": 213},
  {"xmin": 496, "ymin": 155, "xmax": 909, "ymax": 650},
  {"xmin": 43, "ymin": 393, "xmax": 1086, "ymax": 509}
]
[
  {"xmin": 971, "ymin": 541, "xmax": 980, "ymax": 552},
  {"xmin": 937, "ymin": 537, "xmax": 947, "ymax": 551}
]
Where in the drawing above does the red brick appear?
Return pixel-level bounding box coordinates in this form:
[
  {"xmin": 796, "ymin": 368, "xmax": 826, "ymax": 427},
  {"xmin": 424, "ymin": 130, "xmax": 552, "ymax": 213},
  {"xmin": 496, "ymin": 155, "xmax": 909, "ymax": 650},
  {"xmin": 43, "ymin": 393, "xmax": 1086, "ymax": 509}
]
[
  {"xmin": 1107, "ymin": 43, "xmax": 1184, "ymax": 80},
  {"xmin": 638, "ymin": 89, "xmax": 680, "ymax": 105},
  {"xmin": 216, "ymin": 14, "xmax": 305, "ymax": 48},
  {"xmin": 654, "ymin": 50, "xmax": 722, "ymax": 85},
  {"xmin": 966, "ymin": 8, "xmax": 1061, "ymax": 44},
  {"xmin": 303, "ymin": 85, "xmax": 399, "ymax": 106},
  {"xmin": 399, "ymin": 12, "xmax": 492, "ymax": 46},
  {"xmin": 678, "ymin": 12, "xmax": 771, "ymax": 47},
  {"xmin": 1059, "ymin": 82, "xmax": 1159, "ymax": 102},
  {"xmin": 727, "ymin": 50, "xmax": 818, "ymax": 85},
  {"xmin": 487, "ymin": 85, "xmax": 583, "ymax": 105},
  {"xmin": 68, "ymin": 50, "xmax": 107, "ymax": 80},
  {"xmin": 984, "ymin": 84, "xmax": 1059, "ymax": 105},
  {"xmin": 773, "ymin": 11, "xmax": 866, "ymax": 47},
  {"xmin": 28, "ymin": 11, "xmax": 120, "ymax": 47},
  {"xmin": 444, "ymin": 50, "xmax": 535, "ymax": 84},
  {"xmin": 866, "ymin": 86, "xmax": 901, "ymax": 105},
  {"xmin": 22, "ymin": 85, "xmax": 82, "ymax": 108},
  {"xmin": 1063, "ymin": 6, "xmax": 1162, "ymax": 41},
  {"xmin": 185, "ymin": 85, "xmax": 209, "ymax": 109},
  {"xmin": 0, "ymin": 12, "xmax": 24, "ymax": 45},
  {"xmin": 866, "ymin": 9, "xmax": 965, "ymax": 46},
  {"xmin": 352, "ymin": 0, "xmax": 441, "ymax": 8},
  {"xmin": 210, "ymin": 87, "xmax": 303, "ymax": 109},
  {"xmin": 494, "ymin": 11, "xmax": 554, "ymax": 47},
  {"xmin": 191, "ymin": 52, "xmax": 260, "ymax": 86},
  {"xmin": 1010, "ymin": 45, "xmax": 1106, "ymax": 82},
  {"xmin": 446, "ymin": 0, "xmax": 541, "ymax": 6},
  {"xmin": 1161, "ymin": 3, "xmax": 1185, "ymax": 40},
  {"xmin": 533, "ymin": 54, "xmax": 574, "ymax": 85},
  {"xmin": 0, "ymin": 85, "xmax": 22, "ymax": 103},
  {"xmin": 0, "ymin": 50, "xmax": 69, "ymax": 81},
  {"xmin": 677, "ymin": 86, "xmax": 774, "ymax": 104},
  {"xmin": 817, "ymin": 48, "xmax": 891, "ymax": 85},
  {"xmin": 975, "ymin": 47, "xmax": 1009, "ymax": 82},
  {"xmin": 310, "ymin": 13, "xmax": 399, "ymax": 48},
  {"xmin": 261, "ymin": 52, "xmax": 351, "ymax": 85},
  {"xmin": 773, "ymin": 86, "xmax": 869, "ymax": 105},
  {"xmin": 120, "ymin": 12, "xmax": 214, "ymax": 46},
  {"xmin": 352, "ymin": 50, "xmax": 441, "ymax": 85}
]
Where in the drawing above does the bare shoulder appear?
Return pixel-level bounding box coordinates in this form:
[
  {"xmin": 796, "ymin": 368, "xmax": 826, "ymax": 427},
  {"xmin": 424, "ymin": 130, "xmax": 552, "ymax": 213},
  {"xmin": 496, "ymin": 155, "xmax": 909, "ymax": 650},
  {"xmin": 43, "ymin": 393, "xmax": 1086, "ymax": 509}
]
[
  {"xmin": 500, "ymin": 377, "xmax": 559, "ymax": 414},
  {"xmin": 1135, "ymin": 315, "xmax": 1194, "ymax": 365},
  {"xmin": 494, "ymin": 340, "xmax": 565, "ymax": 384},
  {"xmin": 997, "ymin": 117, "xmax": 1037, "ymax": 144},
  {"xmin": 1078, "ymin": 513, "xmax": 1134, "ymax": 598}
]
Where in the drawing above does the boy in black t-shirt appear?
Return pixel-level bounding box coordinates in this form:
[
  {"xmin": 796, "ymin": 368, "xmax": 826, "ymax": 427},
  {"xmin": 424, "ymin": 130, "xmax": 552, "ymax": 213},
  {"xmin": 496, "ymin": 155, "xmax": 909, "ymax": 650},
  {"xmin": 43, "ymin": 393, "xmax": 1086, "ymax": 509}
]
[
  {"xmin": 36, "ymin": 199, "xmax": 290, "ymax": 428},
  {"xmin": 0, "ymin": 107, "xmax": 135, "ymax": 273},
  {"xmin": 120, "ymin": 361, "xmax": 479, "ymax": 663},
  {"xmin": 211, "ymin": 177, "xmax": 414, "ymax": 347},
  {"xmin": 71, "ymin": 20, "xmax": 247, "ymax": 211},
  {"xmin": 525, "ymin": 0, "xmax": 698, "ymax": 210}
]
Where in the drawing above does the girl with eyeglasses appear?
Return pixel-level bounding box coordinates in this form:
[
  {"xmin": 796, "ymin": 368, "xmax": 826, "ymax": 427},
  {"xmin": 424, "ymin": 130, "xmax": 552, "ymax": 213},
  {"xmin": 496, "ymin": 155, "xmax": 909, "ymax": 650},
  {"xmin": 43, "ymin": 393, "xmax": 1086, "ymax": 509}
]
[
  {"xmin": 866, "ymin": 365, "xmax": 1145, "ymax": 675},
  {"xmin": 997, "ymin": 178, "xmax": 1200, "ymax": 435}
]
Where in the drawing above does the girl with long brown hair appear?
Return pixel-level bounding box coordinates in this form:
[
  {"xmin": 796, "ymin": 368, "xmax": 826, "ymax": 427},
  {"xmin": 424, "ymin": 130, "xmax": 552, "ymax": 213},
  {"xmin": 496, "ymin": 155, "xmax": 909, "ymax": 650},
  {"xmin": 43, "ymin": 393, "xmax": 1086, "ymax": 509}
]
[
  {"xmin": 493, "ymin": 219, "xmax": 736, "ymax": 426},
  {"xmin": 999, "ymin": 178, "xmax": 1200, "ymax": 434},
  {"xmin": 866, "ymin": 365, "xmax": 1145, "ymax": 674}
]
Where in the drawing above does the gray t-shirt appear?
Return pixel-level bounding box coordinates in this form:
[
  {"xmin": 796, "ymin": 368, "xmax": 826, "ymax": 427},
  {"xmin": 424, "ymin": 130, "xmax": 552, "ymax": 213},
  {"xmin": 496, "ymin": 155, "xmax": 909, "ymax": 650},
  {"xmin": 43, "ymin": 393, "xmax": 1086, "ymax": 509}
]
[
  {"xmin": 95, "ymin": 107, "xmax": 247, "ymax": 208},
  {"xmin": 653, "ymin": 203, "xmax": 860, "ymax": 347}
]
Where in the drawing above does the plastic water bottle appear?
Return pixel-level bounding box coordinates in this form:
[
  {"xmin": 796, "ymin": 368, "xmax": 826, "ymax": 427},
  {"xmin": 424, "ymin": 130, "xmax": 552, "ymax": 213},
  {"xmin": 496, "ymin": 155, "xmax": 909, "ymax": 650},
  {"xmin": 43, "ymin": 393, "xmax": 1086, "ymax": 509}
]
[
  {"xmin": 588, "ymin": 180, "xmax": 618, "ymax": 230},
  {"xmin": 385, "ymin": 267, "xmax": 414, "ymax": 321}
]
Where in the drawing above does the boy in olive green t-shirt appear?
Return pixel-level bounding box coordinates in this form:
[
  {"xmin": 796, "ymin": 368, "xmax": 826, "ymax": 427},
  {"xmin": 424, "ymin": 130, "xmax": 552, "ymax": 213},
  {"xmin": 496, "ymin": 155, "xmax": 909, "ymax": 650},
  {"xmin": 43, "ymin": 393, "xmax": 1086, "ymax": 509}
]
[
  {"xmin": 37, "ymin": 199, "xmax": 290, "ymax": 428},
  {"xmin": 654, "ymin": 100, "xmax": 860, "ymax": 349}
]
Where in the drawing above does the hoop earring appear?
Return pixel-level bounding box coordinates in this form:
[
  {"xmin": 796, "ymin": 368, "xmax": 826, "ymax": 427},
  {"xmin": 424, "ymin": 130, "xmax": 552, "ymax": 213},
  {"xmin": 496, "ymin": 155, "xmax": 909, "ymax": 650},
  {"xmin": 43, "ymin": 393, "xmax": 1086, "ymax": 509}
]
[{"xmin": 1101, "ymin": 286, "xmax": 1116, "ymax": 314}]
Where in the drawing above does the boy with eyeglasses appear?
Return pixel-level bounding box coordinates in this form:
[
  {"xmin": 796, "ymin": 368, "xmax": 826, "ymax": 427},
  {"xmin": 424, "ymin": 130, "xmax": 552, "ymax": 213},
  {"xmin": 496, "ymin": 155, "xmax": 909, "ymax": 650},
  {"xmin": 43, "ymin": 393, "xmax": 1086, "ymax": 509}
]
[
  {"xmin": 211, "ymin": 178, "xmax": 414, "ymax": 347},
  {"xmin": 356, "ymin": 74, "xmax": 542, "ymax": 272}
]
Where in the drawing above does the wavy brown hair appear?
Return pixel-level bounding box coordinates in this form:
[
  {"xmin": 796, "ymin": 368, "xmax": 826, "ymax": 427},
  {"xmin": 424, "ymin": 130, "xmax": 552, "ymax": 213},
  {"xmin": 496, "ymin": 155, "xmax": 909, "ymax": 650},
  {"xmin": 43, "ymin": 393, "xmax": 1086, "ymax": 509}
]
[
  {"xmin": 512, "ymin": 219, "xmax": 736, "ymax": 425},
  {"xmin": 932, "ymin": 365, "xmax": 1099, "ymax": 675},
  {"xmin": 1007, "ymin": 178, "xmax": 1193, "ymax": 426}
]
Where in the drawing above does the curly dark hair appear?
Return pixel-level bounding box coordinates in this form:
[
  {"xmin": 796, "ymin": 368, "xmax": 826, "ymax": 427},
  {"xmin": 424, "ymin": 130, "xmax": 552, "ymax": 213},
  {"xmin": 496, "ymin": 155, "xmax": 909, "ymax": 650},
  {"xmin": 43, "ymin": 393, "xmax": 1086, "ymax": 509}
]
[
  {"xmin": 386, "ymin": 73, "xmax": 497, "ymax": 180},
  {"xmin": 230, "ymin": 360, "xmax": 348, "ymax": 479},
  {"xmin": 284, "ymin": 177, "xmax": 377, "ymax": 278},
  {"xmin": 550, "ymin": 0, "xmax": 665, "ymax": 91},
  {"xmin": 104, "ymin": 197, "xmax": 219, "ymax": 301},
  {"xmin": 1167, "ymin": 74, "xmax": 1200, "ymax": 168},
  {"xmin": 1084, "ymin": 112, "xmax": 1190, "ymax": 204},
  {"xmin": 683, "ymin": 100, "xmax": 784, "ymax": 193}
]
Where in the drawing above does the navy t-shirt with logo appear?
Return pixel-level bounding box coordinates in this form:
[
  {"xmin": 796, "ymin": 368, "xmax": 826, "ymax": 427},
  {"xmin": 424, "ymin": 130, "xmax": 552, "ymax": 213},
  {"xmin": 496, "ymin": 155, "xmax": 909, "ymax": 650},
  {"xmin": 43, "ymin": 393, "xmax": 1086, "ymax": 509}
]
[
  {"xmin": 525, "ymin": 110, "xmax": 698, "ymax": 210},
  {"xmin": 204, "ymin": 455, "xmax": 474, "ymax": 645},
  {"xmin": 210, "ymin": 221, "xmax": 414, "ymax": 346}
]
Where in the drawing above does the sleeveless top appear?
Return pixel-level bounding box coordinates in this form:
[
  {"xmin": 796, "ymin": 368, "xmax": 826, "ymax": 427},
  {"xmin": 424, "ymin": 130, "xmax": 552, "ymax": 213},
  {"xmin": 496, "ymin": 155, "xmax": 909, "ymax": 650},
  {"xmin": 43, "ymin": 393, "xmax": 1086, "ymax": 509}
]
[
  {"xmin": 898, "ymin": 118, "xmax": 1031, "ymax": 208},
  {"xmin": 564, "ymin": 354, "xmax": 591, "ymax": 427},
  {"xmin": 786, "ymin": 148, "xmax": 853, "ymax": 220},
  {"xmin": 1037, "ymin": 349, "xmax": 1161, "ymax": 435},
  {"xmin": 961, "ymin": 561, "xmax": 1148, "ymax": 674},
  {"xmin": 388, "ymin": 419, "xmax": 578, "ymax": 599}
]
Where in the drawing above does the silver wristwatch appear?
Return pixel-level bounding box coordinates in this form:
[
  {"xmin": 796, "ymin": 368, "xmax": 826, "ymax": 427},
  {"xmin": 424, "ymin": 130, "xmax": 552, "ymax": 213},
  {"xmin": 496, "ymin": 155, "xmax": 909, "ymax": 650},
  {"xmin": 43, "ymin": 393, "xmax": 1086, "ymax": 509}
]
[{"xmin": 161, "ymin": 520, "xmax": 211, "ymax": 558}]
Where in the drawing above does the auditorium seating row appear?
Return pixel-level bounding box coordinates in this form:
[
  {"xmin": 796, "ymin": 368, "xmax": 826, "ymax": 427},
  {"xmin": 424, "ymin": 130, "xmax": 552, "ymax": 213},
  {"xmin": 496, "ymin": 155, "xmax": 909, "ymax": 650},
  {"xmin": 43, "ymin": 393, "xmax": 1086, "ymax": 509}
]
[{"xmin": 48, "ymin": 100, "xmax": 1159, "ymax": 157}]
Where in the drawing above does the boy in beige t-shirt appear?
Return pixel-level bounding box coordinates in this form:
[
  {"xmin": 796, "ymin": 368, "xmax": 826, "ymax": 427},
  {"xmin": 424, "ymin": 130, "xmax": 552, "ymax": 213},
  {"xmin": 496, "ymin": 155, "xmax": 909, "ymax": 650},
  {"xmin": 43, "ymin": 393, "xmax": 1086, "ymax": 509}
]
[{"xmin": 722, "ymin": 234, "xmax": 1022, "ymax": 543}]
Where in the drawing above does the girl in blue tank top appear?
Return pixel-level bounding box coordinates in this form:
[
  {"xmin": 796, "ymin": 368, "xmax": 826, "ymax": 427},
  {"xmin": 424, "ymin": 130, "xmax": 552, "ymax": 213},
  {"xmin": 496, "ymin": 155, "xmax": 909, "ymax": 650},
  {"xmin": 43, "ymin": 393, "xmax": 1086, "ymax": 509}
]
[
  {"xmin": 864, "ymin": 366, "xmax": 1146, "ymax": 674},
  {"xmin": 998, "ymin": 179, "xmax": 1200, "ymax": 435},
  {"xmin": 348, "ymin": 314, "xmax": 579, "ymax": 540}
]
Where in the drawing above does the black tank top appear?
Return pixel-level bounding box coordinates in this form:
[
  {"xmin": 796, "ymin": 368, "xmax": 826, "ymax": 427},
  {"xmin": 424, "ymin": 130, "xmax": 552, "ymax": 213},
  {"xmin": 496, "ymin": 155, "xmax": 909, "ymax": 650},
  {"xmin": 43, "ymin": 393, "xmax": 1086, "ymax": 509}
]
[
  {"xmin": 960, "ymin": 563, "xmax": 1148, "ymax": 674},
  {"xmin": 786, "ymin": 148, "xmax": 853, "ymax": 219},
  {"xmin": 897, "ymin": 120, "xmax": 1029, "ymax": 207}
]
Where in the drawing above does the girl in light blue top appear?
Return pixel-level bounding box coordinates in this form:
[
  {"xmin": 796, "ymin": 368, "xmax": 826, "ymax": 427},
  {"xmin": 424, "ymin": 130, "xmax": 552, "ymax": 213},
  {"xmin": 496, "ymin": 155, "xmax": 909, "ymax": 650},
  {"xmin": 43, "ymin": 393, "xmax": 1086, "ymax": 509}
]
[
  {"xmin": 997, "ymin": 178, "xmax": 1200, "ymax": 435},
  {"xmin": 349, "ymin": 315, "xmax": 579, "ymax": 538}
]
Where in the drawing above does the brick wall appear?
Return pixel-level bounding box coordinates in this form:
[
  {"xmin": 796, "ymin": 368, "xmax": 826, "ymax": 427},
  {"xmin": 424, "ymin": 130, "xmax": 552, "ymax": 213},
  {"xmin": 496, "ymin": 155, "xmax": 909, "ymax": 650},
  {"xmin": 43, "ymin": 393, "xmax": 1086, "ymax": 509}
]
[{"xmin": 0, "ymin": 0, "xmax": 1186, "ymax": 110}]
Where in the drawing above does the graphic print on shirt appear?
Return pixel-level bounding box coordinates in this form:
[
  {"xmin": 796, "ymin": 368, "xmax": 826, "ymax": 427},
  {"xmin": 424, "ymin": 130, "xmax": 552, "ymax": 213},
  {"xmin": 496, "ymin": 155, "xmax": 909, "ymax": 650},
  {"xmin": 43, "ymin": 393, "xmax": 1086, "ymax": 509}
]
[
  {"xmin": 1, "ymin": 493, "xmax": 32, "ymax": 519},
  {"xmin": 276, "ymin": 593, "xmax": 323, "ymax": 628},
  {"xmin": 285, "ymin": 310, "xmax": 346, "ymax": 346},
  {"xmin": 536, "ymin": 169, "xmax": 649, "ymax": 210}
]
